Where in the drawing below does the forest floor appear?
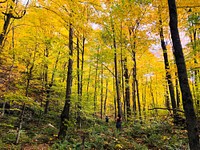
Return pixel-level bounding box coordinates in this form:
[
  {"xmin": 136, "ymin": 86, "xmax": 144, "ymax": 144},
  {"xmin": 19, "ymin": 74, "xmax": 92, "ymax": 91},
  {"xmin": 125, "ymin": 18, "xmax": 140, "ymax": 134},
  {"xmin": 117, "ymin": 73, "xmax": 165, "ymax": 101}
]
[{"xmin": 0, "ymin": 112, "xmax": 189, "ymax": 150}]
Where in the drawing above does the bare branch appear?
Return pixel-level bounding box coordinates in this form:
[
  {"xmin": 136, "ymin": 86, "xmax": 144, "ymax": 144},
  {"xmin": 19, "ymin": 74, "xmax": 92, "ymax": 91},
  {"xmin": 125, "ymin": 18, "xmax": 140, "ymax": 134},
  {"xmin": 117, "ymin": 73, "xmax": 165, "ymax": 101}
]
[{"xmin": 0, "ymin": 0, "xmax": 7, "ymax": 4}]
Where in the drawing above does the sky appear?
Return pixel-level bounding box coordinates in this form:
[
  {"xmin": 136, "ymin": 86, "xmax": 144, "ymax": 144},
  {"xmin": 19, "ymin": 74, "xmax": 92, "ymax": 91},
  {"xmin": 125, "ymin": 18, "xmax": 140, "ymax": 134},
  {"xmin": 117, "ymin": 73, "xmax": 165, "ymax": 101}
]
[{"xmin": 20, "ymin": 0, "xmax": 30, "ymax": 5}]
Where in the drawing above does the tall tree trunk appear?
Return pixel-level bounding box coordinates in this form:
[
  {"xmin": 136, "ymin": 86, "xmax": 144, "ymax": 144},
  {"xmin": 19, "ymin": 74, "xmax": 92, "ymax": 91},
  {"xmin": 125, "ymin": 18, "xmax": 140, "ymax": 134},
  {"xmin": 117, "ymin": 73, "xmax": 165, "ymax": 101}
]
[
  {"xmin": 76, "ymin": 35, "xmax": 85, "ymax": 128},
  {"xmin": 190, "ymin": 26, "xmax": 200, "ymax": 115},
  {"xmin": 124, "ymin": 58, "xmax": 131, "ymax": 120},
  {"xmin": 104, "ymin": 79, "xmax": 108, "ymax": 115},
  {"xmin": 158, "ymin": 8, "xmax": 177, "ymax": 122},
  {"xmin": 44, "ymin": 46, "xmax": 49, "ymax": 114},
  {"xmin": 165, "ymin": 84, "xmax": 170, "ymax": 111},
  {"xmin": 120, "ymin": 22, "xmax": 126, "ymax": 120},
  {"xmin": 76, "ymin": 38, "xmax": 81, "ymax": 128},
  {"xmin": 175, "ymin": 72, "xmax": 180, "ymax": 108},
  {"xmin": 0, "ymin": 12, "xmax": 11, "ymax": 50},
  {"xmin": 132, "ymin": 52, "xmax": 137, "ymax": 117},
  {"xmin": 133, "ymin": 52, "xmax": 141, "ymax": 120},
  {"xmin": 111, "ymin": 19, "xmax": 122, "ymax": 116},
  {"xmin": 128, "ymin": 21, "xmax": 140, "ymax": 118},
  {"xmin": 81, "ymin": 36, "xmax": 85, "ymax": 97},
  {"xmin": 167, "ymin": 1, "xmax": 200, "ymax": 149},
  {"xmin": 113, "ymin": 75, "xmax": 117, "ymax": 118},
  {"xmin": 136, "ymin": 79, "xmax": 141, "ymax": 120},
  {"xmin": 100, "ymin": 63, "xmax": 103, "ymax": 119},
  {"xmin": 93, "ymin": 49, "xmax": 99, "ymax": 116},
  {"xmin": 58, "ymin": 23, "xmax": 74, "ymax": 139}
]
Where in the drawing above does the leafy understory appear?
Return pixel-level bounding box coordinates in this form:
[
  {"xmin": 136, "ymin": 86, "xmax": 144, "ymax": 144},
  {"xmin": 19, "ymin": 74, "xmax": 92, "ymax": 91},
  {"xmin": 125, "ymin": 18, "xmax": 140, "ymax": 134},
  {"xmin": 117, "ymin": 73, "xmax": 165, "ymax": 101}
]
[{"xmin": 0, "ymin": 112, "xmax": 188, "ymax": 150}]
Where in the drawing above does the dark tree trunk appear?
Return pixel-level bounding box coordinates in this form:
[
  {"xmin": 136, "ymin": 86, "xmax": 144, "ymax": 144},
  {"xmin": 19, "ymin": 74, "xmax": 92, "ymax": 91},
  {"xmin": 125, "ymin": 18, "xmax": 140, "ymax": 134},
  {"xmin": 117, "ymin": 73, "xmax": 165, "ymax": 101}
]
[
  {"xmin": 133, "ymin": 51, "xmax": 141, "ymax": 120},
  {"xmin": 158, "ymin": 9, "xmax": 177, "ymax": 121},
  {"xmin": 189, "ymin": 25, "xmax": 200, "ymax": 115},
  {"xmin": 132, "ymin": 52, "xmax": 137, "ymax": 116},
  {"xmin": 124, "ymin": 58, "xmax": 131, "ymax": 120},
  {"xmin": 136, "ymin": 79, "xmax": 141, "ymax": 120},
  {"xmin": 76, "ymin": 35, "xmax": 85, "ymax": 128},
  {"xmin": 81, "ymin": 36, "xmax": 85, "ymax": 97},
  {"xmin": 111, "ymin": 19, "xmax": 122, "ymax": 117},
  {"xmin": 0, "ymin": 13, "xmax": 11, "ymax": 49},
  {"xmin": 113, "ymin": 75, "xmax": 117, "ymax": 118},
  {"xmin": 44, "ymin": 46, "xmax": 49, "ymax": 114},
  {"xmin": 120, "ymin": 22, "xmax": 126, "ymax": 120},
  {"xmin": 76, "ymin": 38, "xmax": 81, "ymax": 128},
  {"xmin": 167, "ymin": 1, "xmax": 200, "ymax": 149},
  {"xmin": 175, "ymin": 72, "xmax": 180, "ymax": 108},
  {"xmin": 104, "ymin": 79, "xmax": 108, "ymax": 115},
  {"xmin": 165, "ymin": 84, "xmax": 170, "ymax": 111},
  {"xmin": 0, "ymin": 0, "xmax": 27, "ymax": 52},
  {"xmin": 128, "ymin": 21, "xmax": 140, "ymax": 118},
  {"xmin": 58, "ymin": 23, "xmax": 74, "ymax": 139},
  {"xmin": 100, "ymin": 64, "xmax": 103, "ymax": 119}
]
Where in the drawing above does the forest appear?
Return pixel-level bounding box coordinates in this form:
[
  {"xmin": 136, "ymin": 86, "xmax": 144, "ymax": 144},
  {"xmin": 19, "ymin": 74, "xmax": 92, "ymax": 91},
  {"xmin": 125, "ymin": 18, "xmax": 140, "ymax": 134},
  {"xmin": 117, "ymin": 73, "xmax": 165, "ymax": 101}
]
[{"xmin": 0, "ymin": 0, "xmax": 200, "ymax": 149}]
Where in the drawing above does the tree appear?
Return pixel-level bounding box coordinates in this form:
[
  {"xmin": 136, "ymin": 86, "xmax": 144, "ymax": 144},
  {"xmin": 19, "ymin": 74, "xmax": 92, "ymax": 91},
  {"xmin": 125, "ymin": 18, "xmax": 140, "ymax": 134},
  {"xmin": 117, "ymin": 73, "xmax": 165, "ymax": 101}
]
[
  {"xmin": 111, "ymin": 16, "xmax": 122, "ymax": 117},
  {"xmin": 0, "ymin": 0, "xmax": 28, "ymax": 53},
  {"xmin": 167, "ymin": 0, "xmax": 200, "ymax": 149},
  {"xmin": 58, "ymin": 22, "xmax": 74, "ymax": 139},
  {"xmin": 158, "ymin": 5, "xmax": 177, "ymax": 122},
  {"xmin": 124, "ymin": 57, "xmax": 131, "ymax": 119}
]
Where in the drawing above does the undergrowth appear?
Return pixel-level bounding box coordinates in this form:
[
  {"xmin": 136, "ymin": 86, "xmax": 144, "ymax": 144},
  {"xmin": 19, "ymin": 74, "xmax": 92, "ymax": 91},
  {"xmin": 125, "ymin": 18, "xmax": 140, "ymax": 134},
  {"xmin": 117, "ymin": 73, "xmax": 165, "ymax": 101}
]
[{"xmin": 0, "ymin": 113, "xmax": 188, "ymax": 150}]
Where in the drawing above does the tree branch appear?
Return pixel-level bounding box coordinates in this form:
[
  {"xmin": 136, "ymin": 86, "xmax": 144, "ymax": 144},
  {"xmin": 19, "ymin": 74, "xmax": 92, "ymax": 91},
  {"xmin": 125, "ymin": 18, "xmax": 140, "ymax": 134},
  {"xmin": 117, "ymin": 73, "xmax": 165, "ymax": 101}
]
[{"xmin": 0, "ymin": 0, "xmax": 7, "ymax": 3}]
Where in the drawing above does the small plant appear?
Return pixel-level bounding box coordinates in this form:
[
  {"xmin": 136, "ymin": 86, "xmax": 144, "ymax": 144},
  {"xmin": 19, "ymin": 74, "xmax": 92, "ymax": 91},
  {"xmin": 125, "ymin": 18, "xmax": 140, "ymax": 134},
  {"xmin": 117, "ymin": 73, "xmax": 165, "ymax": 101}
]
[
  {"xmin": 2, "ymin": 132, "xmax": 16, "ymax": 144},
  {"xmin": 51, "ymin": 140, "xmax": 70, "ymax": 150}
]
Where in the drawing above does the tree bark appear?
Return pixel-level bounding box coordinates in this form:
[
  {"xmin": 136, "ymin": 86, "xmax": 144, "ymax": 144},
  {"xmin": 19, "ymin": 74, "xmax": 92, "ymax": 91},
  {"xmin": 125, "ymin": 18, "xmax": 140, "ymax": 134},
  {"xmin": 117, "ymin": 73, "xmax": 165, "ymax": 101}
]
[
  {"xmin": 175, "ymin": 72, "xmax": 180, "ymax": 108},
  {"xmin": 44, "ymin": 46, "xmax": 49, "ymax": 114},
  {"xmin": 136, "ymin": 79, "xmax": 141, "ymax": 120},
  {"xmin": 0, "ymin": 0, "xmax": 27, "ymax": 52},
  {"xmin": 124, "ymin": 58, "xmax": 131, "ymax": 120},
  {"xmin": 0, "ymin": 13, "xmax": 12, "ymax": 50},
  {"xmin": 104, "ymin": 79, "xmax": 108, "ymax": 115},
  {"xmin": 100, "ymin": 63, "xmax": 103, "ymax": 119},
  {"xmin": 58, "ymin": 23, "xmax": 74, "ymax": 139},
  {"xmin": 76, "ymin": 38, "xmax": 81, "ymax": 128},
  {"xmin": 120, "ymin": 22, "xmax": 126, "ymax": 120},
  {"xmin": 158, "ymin": 8, "xmax": 177, "ymax": 121},
  {"xmin": 132, "ymin": 52, "xmax": 137, "ymax": 116},
  {"xmin": 111, "ymin": 18, "xmax": 122, "ymax": 117},
  {"xmin": 165, "ymin": 84, "xmax": 170, "ymax": 111},
  {"xmin": 189, "ymin": 21, "xmax": 200, "ymax": 115},
  {"xmin": 167, "ymin": 0, "xmax": 200, "ymax": 149}
]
